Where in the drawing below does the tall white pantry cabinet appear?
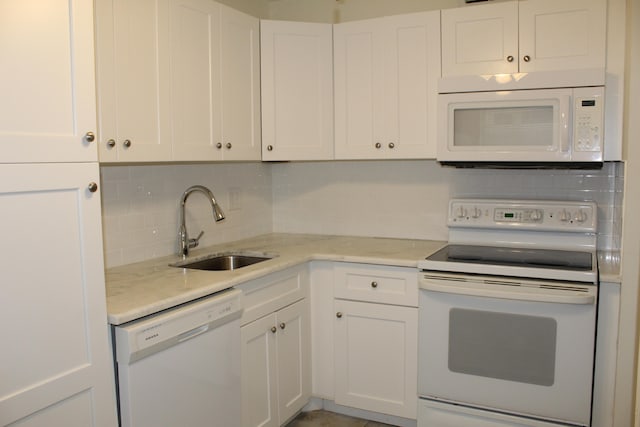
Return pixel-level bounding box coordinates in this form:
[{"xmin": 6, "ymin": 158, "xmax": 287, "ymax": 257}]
[{"xmin": 0, "ymin": 1, "xmax": 118, "ymax": 426}]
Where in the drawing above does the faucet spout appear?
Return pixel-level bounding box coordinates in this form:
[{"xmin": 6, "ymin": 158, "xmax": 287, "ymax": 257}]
[{"xmin": 179, "ymin": 185, "xmax": 226, "ymax": 257}]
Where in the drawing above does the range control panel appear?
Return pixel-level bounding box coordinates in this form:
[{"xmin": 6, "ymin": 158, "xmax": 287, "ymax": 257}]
[{"xmin": 448, "ymin": 199, "xmax": 597, "ymax": 232}]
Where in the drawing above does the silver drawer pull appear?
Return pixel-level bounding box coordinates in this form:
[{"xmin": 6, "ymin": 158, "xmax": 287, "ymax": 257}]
[{"xmin": 371, "ymin": 281, "xmax": 378, "ymax": 288}]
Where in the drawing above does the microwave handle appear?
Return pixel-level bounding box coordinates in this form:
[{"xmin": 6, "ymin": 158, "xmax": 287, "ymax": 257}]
[
  {"xmin": 420, "ymin": 280, "xmax": 595, "ymax": 305},
  {"xmin": 559, "ymin": 94, "xmax": 572, "ymax": 153}
]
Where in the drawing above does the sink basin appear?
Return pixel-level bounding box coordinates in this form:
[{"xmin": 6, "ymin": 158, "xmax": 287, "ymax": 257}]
[{"xmin": 171, "ymin": 253, "xmax": 274, "ymax": 271}]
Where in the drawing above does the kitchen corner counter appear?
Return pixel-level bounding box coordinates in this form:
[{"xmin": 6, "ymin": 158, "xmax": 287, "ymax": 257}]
[{"xmin": 105, "ymin": 233, "xmax": 446, "ymax": 325}]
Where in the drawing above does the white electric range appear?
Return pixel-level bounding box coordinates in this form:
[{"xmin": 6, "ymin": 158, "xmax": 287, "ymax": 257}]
[{"xmin": 417, "ymin": 199, "xmax": 599, "ymax": 427}]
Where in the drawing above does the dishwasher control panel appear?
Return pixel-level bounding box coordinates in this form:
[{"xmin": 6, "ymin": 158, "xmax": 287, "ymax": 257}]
[
  {"xmin": 448, "ymin": 199, "xmax": 597, "ymax": 232},
  {"xmin": 115, "ymin": 289, "xmax": 243, "ymax": 364}
]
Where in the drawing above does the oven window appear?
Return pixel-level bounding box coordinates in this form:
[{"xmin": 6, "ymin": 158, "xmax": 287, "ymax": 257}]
[{"xmin": 448, "ymin": 309, "xmax": 557, "ymax": 386}]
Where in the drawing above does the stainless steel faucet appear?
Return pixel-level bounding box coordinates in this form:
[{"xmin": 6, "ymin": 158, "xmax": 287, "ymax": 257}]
[{"xmin": 179, "ymin": 185, "xmax": 225, "ymax": 257}]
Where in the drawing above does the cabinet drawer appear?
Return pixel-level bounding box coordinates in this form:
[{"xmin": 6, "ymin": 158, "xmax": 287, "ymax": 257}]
[
  {"xmin": 237, "ymin": 265, "xmax": 309, "ymax": 325},
  {"xmin": 334, "ymin": 263, "xmax": 418, "ymax": 307}
]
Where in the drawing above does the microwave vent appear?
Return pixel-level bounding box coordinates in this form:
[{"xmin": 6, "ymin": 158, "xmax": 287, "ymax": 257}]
[{"xmin": 439, "ymin": 161, "xmax": 604, "ymax": 170}]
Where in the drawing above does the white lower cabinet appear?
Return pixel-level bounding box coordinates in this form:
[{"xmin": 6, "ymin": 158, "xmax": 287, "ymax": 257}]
[
  {"xmin": 332, "ymin": 263, "xmax": 419, "ymax": 420},
  {"xmin": 333, "ymin": 299, "xmax": 418, "ymax": 419},
  {"xmin": 240, "ymin": 267, "xmax": 311, "ymax": 427}
]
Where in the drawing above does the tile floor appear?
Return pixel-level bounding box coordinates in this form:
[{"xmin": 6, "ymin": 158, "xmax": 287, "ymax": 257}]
[{"xmin": 285, "ymin": 410, "xmax": 397, "ymax": 427}]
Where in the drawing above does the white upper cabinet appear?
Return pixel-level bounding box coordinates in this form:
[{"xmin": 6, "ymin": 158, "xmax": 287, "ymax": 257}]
[
  {"xmin": 261, "ymin": 21, "xmax": 334, "ymax": 161},
  {"xmin": 334, "ymin": 11, "xmax": 440, "ymax": 159},
  {"xmin": 440, "ymin": 0, "xmax": 606, "ymax": 92},
  {"xmin": 96, "ymin": 0, "xmax": 259, "ymax": 162},
  {"xmin": 441, "ymin": 2, "xmax": 518, "ymax": 78},
  {"xmin": 0, "ymin": 0, "xmax": 98, "ymax": 163},
  {"xmin": 169, "ymin": 0, "xmax": 222, "ymax": 161},
  {"xmin": 518, "ymin": 0, "xmax": 606, "ymax": 74},
  {"xmin": 219, "ymin": 5, "xmax": 261, "ymax": 161},
  {"xmin": 171, "ymin": 1, "xmax": 261, "ymax": 161},
  {"xmin": 95, "ymin": 0, "xmax": 172, "ymax": 162}
]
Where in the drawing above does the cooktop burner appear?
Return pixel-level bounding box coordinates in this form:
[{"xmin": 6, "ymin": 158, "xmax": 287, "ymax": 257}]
[{"xmin": 426, "ymin": 244, "xmax": 593, "ymax": 271}]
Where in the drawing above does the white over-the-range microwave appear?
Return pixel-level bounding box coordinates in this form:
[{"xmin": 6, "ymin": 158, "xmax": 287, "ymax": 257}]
[{"xmin": 437, "ymin": 87, "xmax": 605, "ymax": 168}]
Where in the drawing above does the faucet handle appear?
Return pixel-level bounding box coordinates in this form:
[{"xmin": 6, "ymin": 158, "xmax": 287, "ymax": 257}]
[{"xmin": 188, "ymin": 230, "xmax": 205, "ymax": 249}]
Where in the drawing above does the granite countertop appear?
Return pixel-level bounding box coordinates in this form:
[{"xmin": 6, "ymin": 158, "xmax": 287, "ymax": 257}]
[{"xmin": 105, "ymin": 233, "xmax": 447, "ymax": 325}]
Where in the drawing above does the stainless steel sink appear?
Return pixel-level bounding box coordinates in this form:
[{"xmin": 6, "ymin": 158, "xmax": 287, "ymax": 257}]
[{"xmin": 171, "ymin": 253, "xmax": 274, "ymax": 271}]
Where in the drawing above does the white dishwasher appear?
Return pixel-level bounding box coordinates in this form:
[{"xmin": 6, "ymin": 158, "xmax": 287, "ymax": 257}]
[{"xmin": 114, "ymin": 288, "xmax": 243, "ymax": 427}]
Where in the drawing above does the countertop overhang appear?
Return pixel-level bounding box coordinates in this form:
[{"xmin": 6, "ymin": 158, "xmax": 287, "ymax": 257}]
[{"xmin": 105, "ymin": 233, "xmax": 447, "ymax": 325}]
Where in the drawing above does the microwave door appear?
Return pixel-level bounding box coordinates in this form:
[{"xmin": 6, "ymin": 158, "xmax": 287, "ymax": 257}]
[{"xmin": 437, "ymin": 89, "xmax": 572, "ymax": 163}]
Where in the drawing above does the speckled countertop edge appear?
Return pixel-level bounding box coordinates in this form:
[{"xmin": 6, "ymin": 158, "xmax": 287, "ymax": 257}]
[{"xmin": 105, "ymin": 233, "xmax": 447, "ymax": 325}]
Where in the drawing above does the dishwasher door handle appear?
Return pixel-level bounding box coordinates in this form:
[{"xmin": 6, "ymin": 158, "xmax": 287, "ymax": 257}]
[{"xmin": 178, "ymin": 324, "xmax": 210, "ymax": 343}]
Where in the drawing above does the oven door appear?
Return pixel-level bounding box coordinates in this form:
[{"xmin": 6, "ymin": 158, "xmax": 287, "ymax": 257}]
[{"xmin": 418, "ymin": 272, "xmax": 597, "ymax": 426}]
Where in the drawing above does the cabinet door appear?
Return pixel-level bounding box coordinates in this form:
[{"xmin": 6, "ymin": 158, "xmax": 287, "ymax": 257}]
[
  {"xmin": 384, "ymin": 11, "xmax": 440, "ymax": 159},
  {"xmin": 0, "ymin": 163, "xmax": 117, "ymax": 426},
  {"xmin": 276, "ymin": 299, "xmax": 311, "ymax": 423},
  {"xmin": 334, "ymin": 300, "xmax": 418, "ymax": 419},
  {"xmin": 220, "ymin": 5, "xmax": 261, "ymax": 161},
  {"xmin": 261, "ymin": 21, "xmax": 334, "ymax": 161},
  {"xmin": 95, "ymin": 0, "xmax": 172, "ymax": 162},
  {"xmin": 518, "ymin": 0, "xmax": 606, "ymax": 73},
  {"xmin": 241, "ymin": 314, "xmax": 279, "ymax": 427},
  {"xmin": 169, "ymin": 0, "xmax": 222, "ymax": 161},
  {"xmin": 333, "ymin": 18, "xmax": 386, "ymax": 159},
  {"xmin": 0, "ymin": 0, "xmax": 97, "ymax": 163},
  {"xmin": 441, "ymin": 1, "xmax": 518, "ymax": 77}
]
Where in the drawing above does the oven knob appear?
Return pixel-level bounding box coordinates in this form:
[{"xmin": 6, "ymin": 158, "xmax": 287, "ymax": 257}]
[
  {"xmin": 455, "ymin": 206, "xmax": 467, "ymax": 219},
  {"xmin": 560, "ymin": 210, "xmax": 569, "ymax": 222},
  {"xmin": 576, "ymin": 210, "xmax": 588, "ymax": 223},
  {"xmin": 471, "ymin": 207, "xmax": 482, "ymax": 219},
  {"xmin": 530, "ymin": 210, "xmax": 542, "ymax": 221}
]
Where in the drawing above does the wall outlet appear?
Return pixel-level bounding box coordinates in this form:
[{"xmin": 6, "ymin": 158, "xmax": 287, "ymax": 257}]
[{"xmin": 228, "ymin": 187, "xmax": 242, "ymax": 211}]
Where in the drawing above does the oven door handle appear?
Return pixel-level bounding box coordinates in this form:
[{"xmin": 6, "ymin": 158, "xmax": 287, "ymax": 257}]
[{"xmin": 420, "ymin": 279, "xmax": 596, "ymax": 305}]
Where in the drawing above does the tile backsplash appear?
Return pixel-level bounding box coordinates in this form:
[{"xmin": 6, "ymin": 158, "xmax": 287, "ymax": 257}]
[
  {"xmin": 101, "ymin": 160, "xmax": 623, "ymax": 268},
  {"xmin": 100, "ymin": 162, "xmax": 272, "ymax": 268},
  {"xmin": 271, "ymin": 160, "xmax": 624, "ymax": 250}
]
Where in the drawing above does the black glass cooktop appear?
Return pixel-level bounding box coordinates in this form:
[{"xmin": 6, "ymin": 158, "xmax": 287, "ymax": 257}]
[{"xmin": 426, "ymin": 244, "xmax": 593, "ymax": 271}]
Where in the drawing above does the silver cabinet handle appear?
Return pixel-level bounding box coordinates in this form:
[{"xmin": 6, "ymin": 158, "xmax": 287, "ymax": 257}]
[
  {"xmin": 84, "ymin": 132, "xmax": 95, "ymax": 143},
  {"xmin": 271, "ymin": 326, "xmax": 277, "ymax": 333},
  {"xmin": 336, "ymin": 312, "xmax": 343, "ymax": 318},
  {"xmin": 279, "ymin": 322, "xmax": 286, "ymax": 330},
  {"xmin": 507, "ymin": 55, "xmax": 514, "ymax": 62},
  {"xmin": 88, "ymin": 182, "xmax": 98, "ymax": 193},
  {"xmin": 106, "ymin": 139, "xmax": 116, "ymax": 148},
  {"xmin": 216, "ymin": 143, "xmax": 222, "ymax": 149},
  {"xmin": 371, "ymin": 281, "xmax": 378, "ymax": 288},
  {"xmin": 375, "ymin": 142, "xmax": 382, "ymax": 149},
  {"xmin": 267, "ymin": 145, "xmax": 273, "ymax": 151},
  {"xmin": 123, "ymin": 139, "xmax": 132, "ymax": 148},
  {"xmin": 388, "ymin": 142, "xmax": 395, "ymax": 149},
  {"xmin": 226, "ymin": 143, "xmax": 232, "ymax": 149},
  {"xmin": 523, "ymin": 55, "xmax": 531, "ymax": 62}
]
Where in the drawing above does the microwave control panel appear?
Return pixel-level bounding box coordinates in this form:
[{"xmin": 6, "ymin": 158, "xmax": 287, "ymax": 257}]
[{"xmin": 573, "ymin": 90, "xmax": 604, "ymax": 153}]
